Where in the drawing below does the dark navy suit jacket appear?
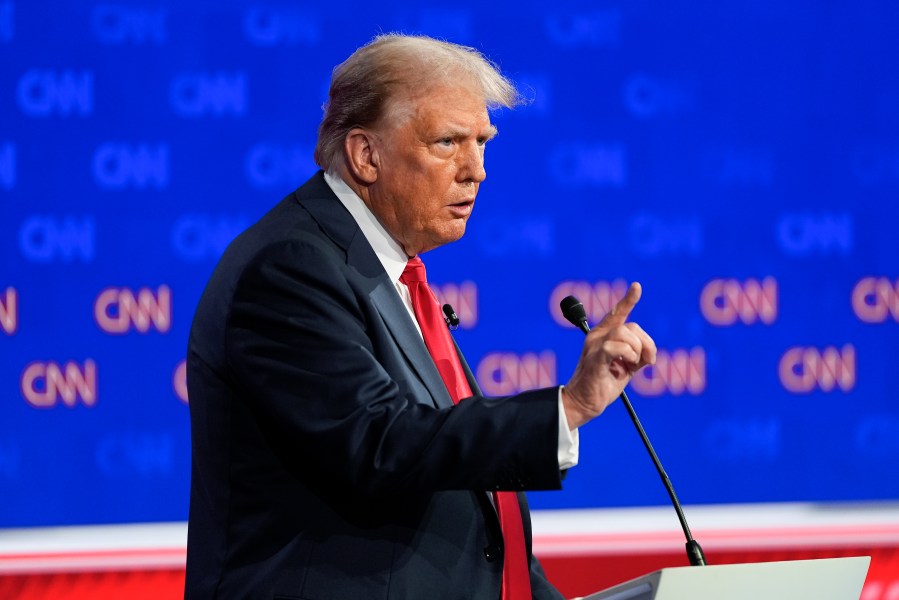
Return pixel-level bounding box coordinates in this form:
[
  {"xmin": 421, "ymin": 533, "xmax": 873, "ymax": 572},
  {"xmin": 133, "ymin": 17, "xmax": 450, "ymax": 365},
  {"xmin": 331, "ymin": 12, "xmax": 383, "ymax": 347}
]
[{"xmin": 185, "ymin": 171, "xmax": 566, "ymax": 599}]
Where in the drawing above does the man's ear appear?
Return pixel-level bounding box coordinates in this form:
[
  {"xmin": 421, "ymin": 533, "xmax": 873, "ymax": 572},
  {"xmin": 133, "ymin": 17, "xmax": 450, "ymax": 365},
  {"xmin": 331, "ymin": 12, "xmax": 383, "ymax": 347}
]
[{"xmin": 344, "ymin": 128, "xmax": 379, "ymax": 184}]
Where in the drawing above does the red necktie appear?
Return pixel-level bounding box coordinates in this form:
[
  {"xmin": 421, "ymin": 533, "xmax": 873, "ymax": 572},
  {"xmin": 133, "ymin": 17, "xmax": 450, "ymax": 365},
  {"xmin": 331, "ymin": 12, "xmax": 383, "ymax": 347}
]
[{"xmin": 401, "ymin": 256, "xmax": 532, "ymax": 600}]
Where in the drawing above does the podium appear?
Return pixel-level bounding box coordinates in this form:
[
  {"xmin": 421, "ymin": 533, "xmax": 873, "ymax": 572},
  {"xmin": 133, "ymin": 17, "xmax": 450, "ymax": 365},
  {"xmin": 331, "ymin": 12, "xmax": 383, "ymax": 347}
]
[{"xmin": 584, "ymin": 556, "xmax": 870, "ymax": 600}]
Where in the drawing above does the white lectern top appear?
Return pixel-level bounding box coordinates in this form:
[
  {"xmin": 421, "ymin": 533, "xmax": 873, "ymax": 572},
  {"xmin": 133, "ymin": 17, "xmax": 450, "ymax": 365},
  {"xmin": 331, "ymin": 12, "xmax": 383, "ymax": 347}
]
[{"xmin": 584, "ymin": 556, "xmax": 870, "ymax": 600}]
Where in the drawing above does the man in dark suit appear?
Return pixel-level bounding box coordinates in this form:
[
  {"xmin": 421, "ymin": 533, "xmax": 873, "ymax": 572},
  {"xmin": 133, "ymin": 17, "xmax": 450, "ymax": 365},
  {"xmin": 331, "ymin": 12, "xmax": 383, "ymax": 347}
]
[{"xmin": 185, "ymin": 34, "xmax": 656, "ymax": 599}]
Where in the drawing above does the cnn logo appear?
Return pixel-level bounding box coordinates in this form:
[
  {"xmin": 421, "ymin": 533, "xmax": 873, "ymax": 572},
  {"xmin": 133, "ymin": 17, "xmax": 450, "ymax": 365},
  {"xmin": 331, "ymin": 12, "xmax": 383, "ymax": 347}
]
[
  {"xmin": 700, "ymin": 277, "xmax": 777, "ymax": 326},
  {"xmin": 0, "ymin": 287, "xmax": 16, "ymax": 334},
  {"xmin": 630, "ymin": 347, "xmax": 706, "ymax": 396},
  {"xmin": 779, "ymin": 345, "xmax": 856, "ymax": 393},
  {"xmin": 477, "ymin": 351, "xmax": 556, "ymax": 395},
  {"xmin": 21, "ymin": 360, "xmax": 97, "ymax": 408},
  {"xmin": 173, "ymin": 359, "xmax": 188, "ymax": 403},
  {"xmin": 549, "ymin": 280, "xmax": 629, "ymax": 328},
  {"xmin": 852, "ymin": 277, "xmax": 899, "ymax": 323},
  {"xmin": 94, "ymin": 285, "xmax": 171, "ymax": 334}
]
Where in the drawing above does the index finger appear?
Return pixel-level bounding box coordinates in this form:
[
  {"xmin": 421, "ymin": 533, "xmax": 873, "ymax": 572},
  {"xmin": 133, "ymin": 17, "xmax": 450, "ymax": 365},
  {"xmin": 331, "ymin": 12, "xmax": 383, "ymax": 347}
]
[{"xmin": 598, "ymin": 281, "xmax": 642, "ymax": 328}]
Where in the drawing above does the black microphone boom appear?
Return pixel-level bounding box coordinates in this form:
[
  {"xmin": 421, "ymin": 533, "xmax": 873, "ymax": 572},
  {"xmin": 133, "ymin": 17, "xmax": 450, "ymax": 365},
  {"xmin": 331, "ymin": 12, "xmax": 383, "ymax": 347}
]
[{"xmin": 559, "ymin": 295, "xmax": 707, "ymax": 567}]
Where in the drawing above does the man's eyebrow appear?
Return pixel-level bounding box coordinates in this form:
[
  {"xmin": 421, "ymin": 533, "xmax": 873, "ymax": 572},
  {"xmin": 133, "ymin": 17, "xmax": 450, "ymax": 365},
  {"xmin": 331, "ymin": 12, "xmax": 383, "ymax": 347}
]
[{"xmin": 441, "ymin": 124, "xmax": 499, "ymax": 140}]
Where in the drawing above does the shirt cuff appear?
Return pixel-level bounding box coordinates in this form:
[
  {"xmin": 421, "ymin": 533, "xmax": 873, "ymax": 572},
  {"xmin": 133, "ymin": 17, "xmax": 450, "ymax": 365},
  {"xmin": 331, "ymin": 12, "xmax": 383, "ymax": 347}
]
[{"xmin": 557, "ymin": 386, "xmax": 579, "ymax": 470}]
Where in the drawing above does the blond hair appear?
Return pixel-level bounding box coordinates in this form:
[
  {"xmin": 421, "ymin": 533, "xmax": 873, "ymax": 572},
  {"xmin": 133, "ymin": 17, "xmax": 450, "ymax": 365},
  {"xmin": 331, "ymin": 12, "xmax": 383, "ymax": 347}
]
[{"xmin": 314, "ymin": 34, "xmax": 520, "ymax": 171}]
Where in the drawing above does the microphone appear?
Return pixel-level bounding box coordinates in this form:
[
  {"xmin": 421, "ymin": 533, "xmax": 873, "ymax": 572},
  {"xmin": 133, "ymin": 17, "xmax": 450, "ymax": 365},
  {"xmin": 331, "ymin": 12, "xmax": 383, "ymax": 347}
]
[
  {"xmin": 559, "ymin": 295, "xmax": 590, "ymax": 334},
  {"xmin": 442, "ymin": 304, "xmax": 460, "ymax": 330},
  {"xmin": 559, "ymin": 295, "xmax": 707, "ymax": 567}
]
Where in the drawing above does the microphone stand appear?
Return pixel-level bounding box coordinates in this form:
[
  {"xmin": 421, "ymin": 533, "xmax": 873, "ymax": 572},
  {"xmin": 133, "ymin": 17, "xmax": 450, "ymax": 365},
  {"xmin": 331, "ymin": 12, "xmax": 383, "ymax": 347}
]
[{"xmin": 561, "ymin": 295, "xmax": 707, "ymax": 567}]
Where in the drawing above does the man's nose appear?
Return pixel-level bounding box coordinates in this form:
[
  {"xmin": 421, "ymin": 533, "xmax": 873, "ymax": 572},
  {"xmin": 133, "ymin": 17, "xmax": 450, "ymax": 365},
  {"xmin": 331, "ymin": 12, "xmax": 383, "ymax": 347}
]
[{"xmin": 458, "ymin": 143, "xmax": 487, "ymax": 183}]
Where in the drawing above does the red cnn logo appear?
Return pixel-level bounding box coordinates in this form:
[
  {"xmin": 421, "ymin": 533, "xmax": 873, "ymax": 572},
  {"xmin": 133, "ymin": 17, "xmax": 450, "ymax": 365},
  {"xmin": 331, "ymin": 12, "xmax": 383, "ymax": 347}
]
[
  {"xmin": 430, "ymin": 281, "xmax": 478, "ymax": 328},
  {"xmin": 173, "ymin": 359, "xmax": 188, "ymax": 403},
  {"xmin": 476, "ymin": 351, "xmax": 557, "ymax": 395},
  {"xmin": 0, "ymin": 287, "xmax": 16, "ymax": 335},
  {"xmin": 94, "ymin": 285, "xmax": 172, "ymax": 333},
  {"xmin": 549, "ymin": 280, "xmax": 628, "ymax": 328},
  {"xmin": 852, "ymin": 277, "xmax": 899, "ymax": 323},
  {"xmin": 21, "ymin": 360, "xmax": 98, "ymax": 408},
  {"xmin": 630, "ymin": 347, "xmax": 706, "ymax": 396},
  {"xmin": 779, "ymin": 344, "xmax": 856, "ymax": 393},
  {"xmin": 700, "ymin": 277, "xmax": 777, "ymax": 325}
]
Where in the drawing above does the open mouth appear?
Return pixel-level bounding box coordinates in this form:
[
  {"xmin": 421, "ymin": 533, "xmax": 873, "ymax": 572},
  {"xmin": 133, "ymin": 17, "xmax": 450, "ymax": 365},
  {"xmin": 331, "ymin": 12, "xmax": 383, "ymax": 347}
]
[{"xmin": 448, "ymin": 200, "xmax": 474, "ymax": 216}]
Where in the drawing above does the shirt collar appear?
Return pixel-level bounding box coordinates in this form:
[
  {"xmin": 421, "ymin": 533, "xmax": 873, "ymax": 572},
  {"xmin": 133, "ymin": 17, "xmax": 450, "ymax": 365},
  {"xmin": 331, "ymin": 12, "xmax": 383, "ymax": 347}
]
[{"xmin": 323, "ymin": 171, "xmax": 410, "ymax": 283}]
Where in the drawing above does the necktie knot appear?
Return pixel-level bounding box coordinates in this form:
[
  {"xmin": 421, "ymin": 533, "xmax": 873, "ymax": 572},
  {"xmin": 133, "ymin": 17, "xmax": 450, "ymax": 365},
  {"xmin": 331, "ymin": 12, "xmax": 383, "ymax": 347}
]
[{"xmin": 400, "ymin": 256, "xmax": 427, "ymax": 285}]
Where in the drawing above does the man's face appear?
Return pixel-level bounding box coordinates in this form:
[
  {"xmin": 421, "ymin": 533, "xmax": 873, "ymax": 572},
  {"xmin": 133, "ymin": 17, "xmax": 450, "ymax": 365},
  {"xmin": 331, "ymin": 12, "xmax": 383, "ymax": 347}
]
[{"xmin": 365, "ymin": 84, "xmax": 497, "ymax": 256}]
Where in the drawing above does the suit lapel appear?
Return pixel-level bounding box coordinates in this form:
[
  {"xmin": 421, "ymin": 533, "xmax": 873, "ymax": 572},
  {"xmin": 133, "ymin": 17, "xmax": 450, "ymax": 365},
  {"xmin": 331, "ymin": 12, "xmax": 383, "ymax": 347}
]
[
  {"xmin": 453, "ymin": 337, "xmax": 482, "ymax": 398},
  {"xmin": 368, "ymin": 279, "xmax": 454, "ymax": 410},
  {"xmin": 296, "ymin": 172, "xmax": 453, "ymax": 410}
]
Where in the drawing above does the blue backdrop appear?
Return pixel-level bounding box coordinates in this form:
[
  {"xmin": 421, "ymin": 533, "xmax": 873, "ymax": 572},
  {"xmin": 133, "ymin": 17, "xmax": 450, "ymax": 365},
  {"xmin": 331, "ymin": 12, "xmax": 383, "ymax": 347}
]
[{"xmin": 1, "ymin": 1, "xmax": 898, "ymax": 528}]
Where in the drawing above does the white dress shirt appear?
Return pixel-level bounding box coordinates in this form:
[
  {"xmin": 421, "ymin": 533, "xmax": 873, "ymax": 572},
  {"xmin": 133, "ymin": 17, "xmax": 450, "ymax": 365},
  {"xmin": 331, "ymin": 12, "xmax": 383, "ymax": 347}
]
[{"xmin": 323, "ymin": 171, "xmax": 579, "ymax": 470}]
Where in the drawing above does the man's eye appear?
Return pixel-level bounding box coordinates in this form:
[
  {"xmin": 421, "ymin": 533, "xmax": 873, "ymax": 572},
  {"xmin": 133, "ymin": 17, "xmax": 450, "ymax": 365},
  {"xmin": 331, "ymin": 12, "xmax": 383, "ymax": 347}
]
[
  {"xmin": 439, "ymin": 138, "xmax": 453, "ymax": 146},
  {"xmin": 476, "ymin": 137, "xmax": 488, "ymax": 147}
]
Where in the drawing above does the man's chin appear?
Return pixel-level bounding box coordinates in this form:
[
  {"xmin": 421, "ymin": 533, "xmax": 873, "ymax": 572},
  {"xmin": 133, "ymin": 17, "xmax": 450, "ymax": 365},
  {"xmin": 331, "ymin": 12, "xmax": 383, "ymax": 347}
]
[{"xmin": 415, "ymin": 225, "xmax": 467, "ymax": 255}]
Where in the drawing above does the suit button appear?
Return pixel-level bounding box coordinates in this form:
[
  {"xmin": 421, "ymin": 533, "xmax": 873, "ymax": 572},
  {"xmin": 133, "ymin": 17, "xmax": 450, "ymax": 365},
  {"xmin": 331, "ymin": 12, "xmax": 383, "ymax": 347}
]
[{"xmin": 483, "ymin": 545, "xmax": 503, "ymax": 562}]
